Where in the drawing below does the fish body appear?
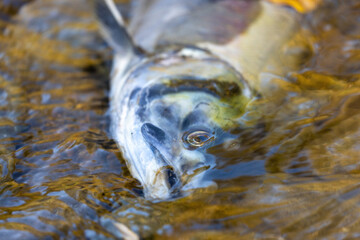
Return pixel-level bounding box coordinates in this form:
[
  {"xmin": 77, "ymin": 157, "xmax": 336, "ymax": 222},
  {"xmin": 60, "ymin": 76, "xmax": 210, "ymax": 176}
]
[{"xmin": 95, "ymin": 0, "xmax": 304, "ymax": 199}]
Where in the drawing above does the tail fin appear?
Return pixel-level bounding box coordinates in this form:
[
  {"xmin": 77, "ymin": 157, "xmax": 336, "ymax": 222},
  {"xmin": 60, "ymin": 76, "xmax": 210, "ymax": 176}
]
[{"xmin": 94, "ymin": 0, "xmax": 141, "ymax": 57}]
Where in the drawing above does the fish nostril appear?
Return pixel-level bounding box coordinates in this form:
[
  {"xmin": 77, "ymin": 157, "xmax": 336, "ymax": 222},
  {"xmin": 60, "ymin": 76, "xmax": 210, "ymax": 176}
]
[
  {"xmin": 141, "ymin": 123, "xmax": 166, "ymax": 143},
  {"xmin": 165, "ymin": 168, "xmax": 178, "ymax": 189}
]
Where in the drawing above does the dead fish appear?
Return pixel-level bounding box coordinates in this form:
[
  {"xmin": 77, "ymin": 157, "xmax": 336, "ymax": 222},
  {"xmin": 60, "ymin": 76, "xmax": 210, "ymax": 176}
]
[{"xmin": 94, "ymin": 0, "xmax": 305, "ymax": 199}]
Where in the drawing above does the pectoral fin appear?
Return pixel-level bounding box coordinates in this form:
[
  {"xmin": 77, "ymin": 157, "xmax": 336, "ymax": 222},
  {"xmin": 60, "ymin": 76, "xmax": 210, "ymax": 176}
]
[{"xmin": 94, "ymin": 0, "xmax": 141, "ymax": 57}]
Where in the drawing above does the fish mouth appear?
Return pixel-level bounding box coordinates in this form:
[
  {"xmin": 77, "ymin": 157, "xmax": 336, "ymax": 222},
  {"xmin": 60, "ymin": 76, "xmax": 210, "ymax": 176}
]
[
  {"xmin": 140, "ymin": 123, "xmax": 181, "ymax": 198},
  {"xmin": 142, "ymin": 146, "xmax": 181, "ymax": 199},
  {"xmin": 142, "ymin": 144, "xmax": 214, "ymax": 200},
  {"xmin": 150, "ymin": 145, "xmax": 180, "ymax": 184}
]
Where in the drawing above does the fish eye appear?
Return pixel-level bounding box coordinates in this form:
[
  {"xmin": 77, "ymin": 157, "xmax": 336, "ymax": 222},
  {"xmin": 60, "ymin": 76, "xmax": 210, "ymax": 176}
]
[{"xmin": 182, "ymin": 130, "xmax": 215, "ymax": 149}]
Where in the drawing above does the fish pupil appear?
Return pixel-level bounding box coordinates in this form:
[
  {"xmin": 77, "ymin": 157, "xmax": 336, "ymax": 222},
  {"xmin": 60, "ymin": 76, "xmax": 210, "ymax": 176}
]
[{"xmin": 195, "ymin": 135, "xmax": 207, "ymax": 143}]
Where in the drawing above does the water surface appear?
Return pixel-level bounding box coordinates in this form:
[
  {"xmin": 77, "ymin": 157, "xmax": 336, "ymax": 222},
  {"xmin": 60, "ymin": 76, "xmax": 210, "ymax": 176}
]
[{"xmin": 0, "ymin": 0, "xmax": 360, "ymax": 239}]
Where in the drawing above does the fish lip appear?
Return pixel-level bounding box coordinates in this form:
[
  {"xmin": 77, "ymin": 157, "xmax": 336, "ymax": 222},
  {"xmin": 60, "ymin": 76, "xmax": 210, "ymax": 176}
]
[{"xmin": 181, "ymin": 164, "xmax": 211, "ymax": 187}]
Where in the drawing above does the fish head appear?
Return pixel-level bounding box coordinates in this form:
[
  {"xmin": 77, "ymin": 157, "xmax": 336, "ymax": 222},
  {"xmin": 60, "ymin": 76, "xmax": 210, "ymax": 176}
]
[{"xmin": 112, "ymin": 47, "xmax": 252, "ymax": 200}]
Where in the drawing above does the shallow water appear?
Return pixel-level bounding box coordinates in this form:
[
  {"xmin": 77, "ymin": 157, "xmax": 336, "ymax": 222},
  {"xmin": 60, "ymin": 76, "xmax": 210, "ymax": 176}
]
[{"xmin": 0, "ymin": 0, "xmax": 360, "ymax": 239}]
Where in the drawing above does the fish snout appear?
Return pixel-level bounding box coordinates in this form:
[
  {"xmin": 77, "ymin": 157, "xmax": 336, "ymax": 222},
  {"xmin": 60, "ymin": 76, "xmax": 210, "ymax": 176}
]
[{"xmin": 139, "ymin": 123, "xmax": 182, "ymax": 199}]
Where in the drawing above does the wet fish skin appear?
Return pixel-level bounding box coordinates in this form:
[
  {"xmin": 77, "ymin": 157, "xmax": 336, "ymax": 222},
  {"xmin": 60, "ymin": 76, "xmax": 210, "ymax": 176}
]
[{"xmin": 94, "ymin": 0, "xmax": 301, "ymax": 199}]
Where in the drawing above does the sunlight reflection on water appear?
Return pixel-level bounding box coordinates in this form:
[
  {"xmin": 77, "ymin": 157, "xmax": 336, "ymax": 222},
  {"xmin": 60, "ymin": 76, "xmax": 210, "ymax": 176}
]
[{"xmin": 0, "ymin": 0, "xmax": 359, "ymax": 239}]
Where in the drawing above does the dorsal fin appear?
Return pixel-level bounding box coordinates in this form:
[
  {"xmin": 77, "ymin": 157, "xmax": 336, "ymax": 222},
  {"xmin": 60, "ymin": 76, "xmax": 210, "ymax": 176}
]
[{"xmin": 94, "ymin": 0, "xmax": 141, "ymax": 57}]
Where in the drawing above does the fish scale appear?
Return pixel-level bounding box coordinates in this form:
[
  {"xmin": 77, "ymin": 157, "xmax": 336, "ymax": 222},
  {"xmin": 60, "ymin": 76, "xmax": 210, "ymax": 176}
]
[{"xmin": 94, "ymin": 0, "xmax": 306, "ymax": 200}]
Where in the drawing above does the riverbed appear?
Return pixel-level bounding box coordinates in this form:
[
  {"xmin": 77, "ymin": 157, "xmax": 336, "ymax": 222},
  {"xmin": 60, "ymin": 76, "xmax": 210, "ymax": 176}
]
[{"xmin": 0, "ymin": 0, "xmax": 360, "ymax": 239}]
